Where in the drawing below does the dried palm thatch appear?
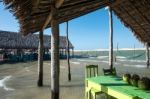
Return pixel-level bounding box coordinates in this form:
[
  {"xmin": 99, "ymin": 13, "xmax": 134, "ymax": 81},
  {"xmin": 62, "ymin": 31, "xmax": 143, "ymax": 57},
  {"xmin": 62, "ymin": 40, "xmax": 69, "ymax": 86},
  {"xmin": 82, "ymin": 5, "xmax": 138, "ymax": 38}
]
[
  {"xmin": 1, "ymin": 0, "xmax": 150, "ymax": 44},
  {"xmin": 111, "ymin": 0, "xmax": 150, "ymax": 44},
  {"xmin": 0, "ymin": 30, "xmax": 74, "ymax": 49},
  {"xmin": 1, "ymin": 0, "xmax": 114, "ymax": 35}
]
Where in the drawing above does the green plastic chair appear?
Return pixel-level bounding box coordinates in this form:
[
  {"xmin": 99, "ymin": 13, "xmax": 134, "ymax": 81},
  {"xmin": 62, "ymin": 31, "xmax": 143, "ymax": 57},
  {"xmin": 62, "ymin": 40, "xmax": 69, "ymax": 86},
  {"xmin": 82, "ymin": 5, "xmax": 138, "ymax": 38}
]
[
  {"xmin": 103, "ymin": 67, "xmax": 116, "ymax": 76},
  {"xmin": 85, "ymin": 65, "xmax": 102, "ymax": 99}
]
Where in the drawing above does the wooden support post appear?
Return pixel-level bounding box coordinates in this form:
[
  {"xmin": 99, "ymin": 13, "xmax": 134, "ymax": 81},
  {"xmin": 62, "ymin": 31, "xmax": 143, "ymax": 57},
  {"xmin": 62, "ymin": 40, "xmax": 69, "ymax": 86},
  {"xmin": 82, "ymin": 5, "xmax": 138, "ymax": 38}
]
[
  {"xmin": 146, "ymin": 43, "xmax": 149, "ymax": 68},
  {"xmin": 108, "ymin": 7, "xmax": 113, "ymax": 70},
  {"xmin": 51, "ymin": 5, "xmax": 60, "ymax": 99},
  {"xmin": 37, "ymin": 30, "xmax": 44, "ymax": 87},
  {"xmin": 66, "ymin": 21, "xmax": 71, "ymax": 81}
]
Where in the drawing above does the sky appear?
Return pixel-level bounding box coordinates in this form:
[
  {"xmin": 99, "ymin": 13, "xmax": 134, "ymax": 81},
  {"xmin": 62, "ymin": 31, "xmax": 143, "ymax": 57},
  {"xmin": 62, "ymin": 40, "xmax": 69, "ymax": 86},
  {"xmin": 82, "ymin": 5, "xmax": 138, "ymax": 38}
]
[{"xmin": 0, "ymin": 3, "xmax": 144, "ymax": 50}]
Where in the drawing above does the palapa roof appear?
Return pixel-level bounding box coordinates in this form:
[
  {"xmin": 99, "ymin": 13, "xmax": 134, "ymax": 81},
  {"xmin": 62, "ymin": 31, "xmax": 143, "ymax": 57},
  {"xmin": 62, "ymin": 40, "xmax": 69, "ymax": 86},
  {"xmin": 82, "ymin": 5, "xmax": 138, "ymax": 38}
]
[
  {"xmin": 0, "ymin": 30, "xmax": 74, "ymax": 49},
  {"xmin": 1, "ymin": 0, "xmax": 150, "ymax": 44},
  {"xmin": 1, "ymin": 0, "xmax": 114, "ymax": 35},
  {"xmin": 111, "ymin": 0, "xmax": 150, "ymax": 44}
]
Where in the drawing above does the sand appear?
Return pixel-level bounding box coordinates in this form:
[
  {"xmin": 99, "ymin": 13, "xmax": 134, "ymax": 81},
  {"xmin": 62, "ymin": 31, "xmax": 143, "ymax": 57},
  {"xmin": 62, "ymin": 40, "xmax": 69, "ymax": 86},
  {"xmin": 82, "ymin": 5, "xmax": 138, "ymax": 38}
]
[{"xmin": 0, "ymin": 58, "xmax": 150, "ymax": 99}]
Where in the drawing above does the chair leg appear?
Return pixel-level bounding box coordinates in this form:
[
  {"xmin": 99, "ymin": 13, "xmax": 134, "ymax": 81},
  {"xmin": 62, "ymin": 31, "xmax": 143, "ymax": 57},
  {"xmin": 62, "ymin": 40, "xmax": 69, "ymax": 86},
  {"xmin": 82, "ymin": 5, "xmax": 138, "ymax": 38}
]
[
  {"xmin": 93, "ymin": 93, "xmax": 96, "ymax": 99},
  {"xmin": 106, "ymin": 94, "xmax": 109, "ymax": 99},
  {"xmin": 106, "ymin": 94, "xmax": 112, "ymax": 99},
  {"xmin": 91, "ymin": 92, "xmax": 96, "ymax": 99},
  {"xmin": 85, "ymin": 91, "xmax": 87, "ymax": 99},
  {"xmin": 85, "ymin": 91, "xmax": 91, "ymax": 99}
]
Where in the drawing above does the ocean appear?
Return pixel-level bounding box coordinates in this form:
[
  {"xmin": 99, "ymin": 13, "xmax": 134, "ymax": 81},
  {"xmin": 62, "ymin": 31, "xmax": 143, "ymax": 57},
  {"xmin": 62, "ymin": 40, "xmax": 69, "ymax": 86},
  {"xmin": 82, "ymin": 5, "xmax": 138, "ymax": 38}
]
[
  {"xmin": 74, "ymin": 50, "xmax": 146, "ymax": 60},
  {"xmin": 73, "ymin": 49, "xmax": 148, "ymax": 68}
]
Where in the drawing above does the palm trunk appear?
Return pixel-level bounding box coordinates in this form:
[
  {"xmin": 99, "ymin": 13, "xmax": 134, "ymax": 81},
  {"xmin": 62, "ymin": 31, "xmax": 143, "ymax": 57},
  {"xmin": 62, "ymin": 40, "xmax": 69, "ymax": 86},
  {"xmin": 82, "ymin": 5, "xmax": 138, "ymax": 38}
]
[
  {"xmin": 66, "ymin": 21, "xmax": 71, "ymax": 81},
  {"xmin": 51, "ymin": 5, "xmax": 60, "ymax": 99},
  {"xmin": 108, "ymin": 7, "xmax": 113, "ymax": 70},
  {"xmin": 37, "ymin": 31, "xmax": 44, "ymax": 86}
]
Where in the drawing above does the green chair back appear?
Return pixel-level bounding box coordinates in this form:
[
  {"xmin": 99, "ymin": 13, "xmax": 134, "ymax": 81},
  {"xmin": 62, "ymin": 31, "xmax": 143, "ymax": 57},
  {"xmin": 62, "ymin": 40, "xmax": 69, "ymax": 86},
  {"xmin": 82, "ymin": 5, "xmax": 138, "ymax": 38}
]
[
  {"xmin": 86, "ymin": 65, "xmax": 98, "ymax": 78},
  {"xmin": 103, "ymin": 67, "xmax": 116, "ymax": 76}
]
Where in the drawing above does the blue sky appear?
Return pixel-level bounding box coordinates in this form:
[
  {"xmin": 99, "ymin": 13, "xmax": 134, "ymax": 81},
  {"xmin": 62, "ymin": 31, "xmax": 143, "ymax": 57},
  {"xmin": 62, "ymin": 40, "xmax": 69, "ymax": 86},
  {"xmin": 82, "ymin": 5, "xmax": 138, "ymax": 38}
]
[{"xmin": 0, "ymin": 3, "xmax": 144, "ymax": 50}]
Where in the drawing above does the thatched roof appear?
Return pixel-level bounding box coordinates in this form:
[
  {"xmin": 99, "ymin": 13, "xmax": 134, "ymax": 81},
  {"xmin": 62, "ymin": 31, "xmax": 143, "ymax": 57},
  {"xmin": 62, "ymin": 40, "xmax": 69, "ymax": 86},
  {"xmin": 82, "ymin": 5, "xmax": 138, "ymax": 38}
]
[
  {"xmin": 0, "ymin": 30, "xmax": 74, "ymax": 49},
  {"xmin": 111, "ymin": 0, "xmax": 150, "ymax": 44},
  {"xmin": 1, "ymin": 0, "xmax": 150, "ymax": 44},
  {"xmin": 1, "ymin": 0, "xmax": 114, "ymax": 35}
]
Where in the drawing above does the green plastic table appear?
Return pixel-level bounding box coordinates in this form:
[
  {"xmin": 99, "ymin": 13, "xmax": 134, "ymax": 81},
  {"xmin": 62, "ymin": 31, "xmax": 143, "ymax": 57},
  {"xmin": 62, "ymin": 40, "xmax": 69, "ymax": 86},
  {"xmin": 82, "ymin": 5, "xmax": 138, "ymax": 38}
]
[{"xmin": 85, "ymin": 76, "xmax": 150, "ymax": 99}]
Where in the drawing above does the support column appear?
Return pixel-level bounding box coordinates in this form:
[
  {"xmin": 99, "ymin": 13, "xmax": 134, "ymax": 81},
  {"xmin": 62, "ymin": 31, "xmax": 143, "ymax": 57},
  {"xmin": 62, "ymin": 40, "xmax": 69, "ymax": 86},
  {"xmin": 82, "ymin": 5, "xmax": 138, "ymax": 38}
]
[
  {"xmin": 146, "ymin": 42, "xmax": 149, "ymax": 68},
  {"xmin": 37, "ymin": 30, "xmax": 44, "ymax": 87},
  {"xmin": 51, "ymin": 5, "xmax": 60, "ymax": 99},
  {"xmin": 66, "ymin": 21, "xmax": 71, "ymax": 81},
  {"xmin": 108, "ymin": 7, "xmax": 113, "ymax": 70}
]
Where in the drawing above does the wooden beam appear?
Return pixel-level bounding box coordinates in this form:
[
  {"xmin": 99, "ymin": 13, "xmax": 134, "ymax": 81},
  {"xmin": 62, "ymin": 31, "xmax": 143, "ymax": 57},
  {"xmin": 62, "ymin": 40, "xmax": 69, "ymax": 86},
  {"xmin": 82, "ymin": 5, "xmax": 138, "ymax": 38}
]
[
  {"xmin": 32, "ymin": 0, "xmax": 41, "ymax": 12},
  {"xmin": 62, "ymin": 0, "xmax": 87, "ymax": 7},
  {"xmin": 108, "ymin": 7, "xmax": 113, "ymax": 70},
  {"xmin": 42, "ymin": 13, "xmax": 52, "ymax": 31},
  {"xmin": 42, "ymin": 0, "xmax": 64, "ymax": 31},
  {"xmin": 55, "ymin": 0, "xmax": 65, "ymax": 8},
  {"xmin": 37, "ymin": 30, "xmax": 44, "ymax": 87},
  {"xmin": 66, "ymin": 21, "xmax": 71, "ymax": 81},
  {"xmin": 24, "ymin": 0, "xmax": 115, "ymax": 34},
  {"xmin": 29, "ymin": 0, "xmax": 111, "ymax": 33},
  {"xmin": 51, "ymin": 4, "xmax": 60, "ymax": 99},
  {"xmin": 110, "ymin": 0, "xmax": 125, "ymax": 8}
]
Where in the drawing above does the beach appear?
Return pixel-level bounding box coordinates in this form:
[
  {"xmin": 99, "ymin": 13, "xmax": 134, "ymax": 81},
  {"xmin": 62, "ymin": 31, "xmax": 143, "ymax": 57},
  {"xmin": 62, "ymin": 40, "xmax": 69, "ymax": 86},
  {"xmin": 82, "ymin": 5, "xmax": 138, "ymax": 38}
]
[{"xmin": 0, "ymin": 57, "xmax": 150, "ymax": 99}]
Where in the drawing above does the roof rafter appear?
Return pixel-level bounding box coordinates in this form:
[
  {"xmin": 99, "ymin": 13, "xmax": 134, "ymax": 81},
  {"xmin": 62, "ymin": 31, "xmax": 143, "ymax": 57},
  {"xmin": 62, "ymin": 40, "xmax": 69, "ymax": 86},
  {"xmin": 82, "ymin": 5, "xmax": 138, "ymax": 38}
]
[{"xmin": 41, "ymin": 0, "xmax": 65, "ymax": 31}]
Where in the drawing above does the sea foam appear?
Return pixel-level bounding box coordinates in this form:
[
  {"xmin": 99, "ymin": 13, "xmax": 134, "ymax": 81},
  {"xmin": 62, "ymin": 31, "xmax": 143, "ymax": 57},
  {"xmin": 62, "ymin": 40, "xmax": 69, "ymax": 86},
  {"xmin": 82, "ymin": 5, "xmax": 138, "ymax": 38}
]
[
  {"xmin": 97, "ymin": 56, "xmax": 108, "ymax": 59},
  {"xmin": 0, "ymin": 76, "xmax": 14, "ymax": 91},
  {"xmin": 71, "ymin": 62, "xmax": 80, "ymax": 65}
]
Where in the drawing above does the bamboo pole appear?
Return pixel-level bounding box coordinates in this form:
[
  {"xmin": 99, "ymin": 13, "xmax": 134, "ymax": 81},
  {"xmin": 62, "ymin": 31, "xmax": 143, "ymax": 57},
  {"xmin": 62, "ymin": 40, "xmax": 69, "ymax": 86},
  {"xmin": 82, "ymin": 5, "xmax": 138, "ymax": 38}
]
[
  {"xmin": 146, "ymin": 43, "xmax": 149, "ymax": 68},
  {"xmin": 66, "ymin": 21, "xmax": 71, "ymax": 81},
  {"xmin": 37, "ymin": 30, "xmax": 44, "ymax": 87},
  {"xmin": 108, "ymin": 7, "xmax": 113, "ymax": 70},
  {"xmin": 51, "ymin": 5, "xmax": 60, "ymax": 99}
]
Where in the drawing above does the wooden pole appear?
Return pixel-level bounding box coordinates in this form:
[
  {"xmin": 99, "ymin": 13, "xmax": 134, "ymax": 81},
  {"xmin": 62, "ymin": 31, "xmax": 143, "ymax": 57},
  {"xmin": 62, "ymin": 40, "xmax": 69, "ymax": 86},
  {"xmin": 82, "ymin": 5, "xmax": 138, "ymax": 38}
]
[
  {"xmin": 37, "ymin": 30, "xmax": 44, "ymax": 87},
  {"xmin": 51, "ymin": 5, "xmax": 60, "ymax": 99},
  {"xmin": 146, "ymin": 43, "xmax": 149, "ymax": 68},
  {"xmin": 66, "ymin": 21, "xmax": 71, "ymax": 81},
  {"xmin": 108, "ymin": 7, "xmax": 113, "ymax": 70}
]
